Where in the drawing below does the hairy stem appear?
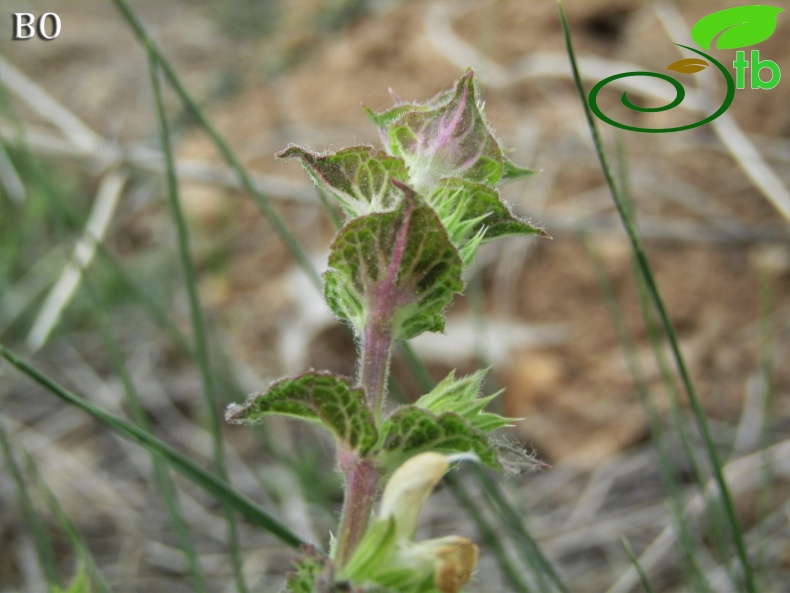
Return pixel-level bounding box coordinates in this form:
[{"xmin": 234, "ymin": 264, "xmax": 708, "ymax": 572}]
[
  {"xmin": 334, "ymin": 317, "xmax": 394, "ymax": 567},
  {"xmin": 335, "ymin": 200, "xmax": 415, "ymax": 566},
  {"xmin": 358, "ymin": 195, "xmax": 413, "ymax": 419},
  {"xmin": 359, "ymin": 320, "xmax": 394, "ymax": 421},
  {"xmin": 335, "ymin": 449, "xmax": 379, "ymax": 568}
]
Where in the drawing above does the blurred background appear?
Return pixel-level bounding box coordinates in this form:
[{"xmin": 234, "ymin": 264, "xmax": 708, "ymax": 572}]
[{"xmin": 1, "ymin": 0, "xmax": 789, "ymax": 592}]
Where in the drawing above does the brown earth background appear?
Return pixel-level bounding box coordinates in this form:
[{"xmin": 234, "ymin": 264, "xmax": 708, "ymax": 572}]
[{"xmin": 1, "ymin": 1, "xmax": 789, "ymax": 592}]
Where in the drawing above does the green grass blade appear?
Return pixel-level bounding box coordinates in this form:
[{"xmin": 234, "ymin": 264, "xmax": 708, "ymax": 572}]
[
  {"xmin": 618, "ymin": 134, "xmax": 736, "ymax": 584},
  {"xmin": 555, "ymin": 3, "xmax": 756, "ymax": 591},
  {"xmin": 0, "ymin": 342, "xmax": 307, "ymax": 549},
  {"xmin": 147, "ymin": 51, "xmax": 248, "ymax": 593},
  {"xmin": 584, "ymin": 235, "xmax": 713, "ymax": 592},
  {"xmin": 0, "ymin": 416, "xmax": 61, "ymax": 588},
  {"xmin": 633, "ymin": 259, "xmax": 736, "ymax": 590},
  {"xmin": 23, "ymin": 453, "xmax": 114, "ymax": 593},
  {"xmin": 621, "ymin": 537, "xmax": 657, "ymax": 593},
  {"xmin": 110, "ymin": 0, "xmax": 321, "ymax": 290},
  {"xmin": 87, "ymin": 278, "xmax": 209, "ymax": 593},
  {"xmin": 473, "ymin": 466, "xmax": 569, "ymax": 593},
  {"xmin": 754, "ymin": 265, "xmax": 775, "ymax": 587}
]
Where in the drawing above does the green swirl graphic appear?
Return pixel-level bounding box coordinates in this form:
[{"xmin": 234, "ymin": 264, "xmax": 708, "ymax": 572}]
[{"xmin": 588, "ymin": 45, "xmax": 735, "ymax": 133}]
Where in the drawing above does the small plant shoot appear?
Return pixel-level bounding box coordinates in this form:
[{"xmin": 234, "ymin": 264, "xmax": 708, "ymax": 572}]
[{"xmin": 227, "ymin": 70, "xmax": 547, "ymax": 593}]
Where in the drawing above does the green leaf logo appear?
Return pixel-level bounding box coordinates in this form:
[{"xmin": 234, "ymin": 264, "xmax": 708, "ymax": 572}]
[{"xmin": 691, "ymin": 5, "xmax": 784, "ymax": 50}]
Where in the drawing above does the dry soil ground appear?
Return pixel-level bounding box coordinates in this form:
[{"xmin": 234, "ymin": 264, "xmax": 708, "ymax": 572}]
[{"xmin": 1, "ymin": 1, "xmax": 789, "ymax": 592}]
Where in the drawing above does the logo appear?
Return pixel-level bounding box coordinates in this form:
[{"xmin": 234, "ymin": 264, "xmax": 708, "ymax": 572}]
[
  {"xmin": 12, "ymin": 13, "xmax": 62, "ymax": 41},
  {"xmin": 588, "ymin": 5, "xmax": 784, "ymax": 133}
]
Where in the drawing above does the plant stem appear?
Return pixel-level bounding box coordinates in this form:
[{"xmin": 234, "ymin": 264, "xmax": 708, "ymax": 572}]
[
  {"xmin": 335, "ymin": 317, "xmax": 394, "ymax": 566},
  {"xmin": 359, "ymin": 320, "xmax": 394, "ymax": 421},
  {"xmin": 358, "ymin": 195, "xmax": 414, "ymax": 420},
  {"xmin": 335, "ymin": 449, "xmax": 379, "ymax": 568},
  {"xmin": 336, "ymin": 196, "xmax": 415, "ymax": 566}
]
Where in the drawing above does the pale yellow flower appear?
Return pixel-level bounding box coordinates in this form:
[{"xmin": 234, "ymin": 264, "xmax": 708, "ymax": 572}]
[{"xmin": 378, "ymin": 452, "xmax": 478, "ymax": 593}]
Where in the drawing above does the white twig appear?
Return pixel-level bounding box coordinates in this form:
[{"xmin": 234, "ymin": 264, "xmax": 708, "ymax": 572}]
[
  {"xmin": 27, "ymin": 170, "xmax": 126, "ymax": 351},
  {"xmin": 606, "ymin": 438, "xmax": 790, "ymax": 593},
  {"xmin": 0, "ymin": 141, "xmax": 25, "ymax": 202},
  {"xmin": 0, "ymin": 122, "xmax": 318, "ymax": 204},
  {"xmin": 424, "ymin": 3, "xmax": 705, "ymax": 110},
  {"xmin": 426, "ymin": 1, "xmax": 789, "ymax": 221},
  {"xmin": 710, "ymin": 113, "xmax": 790, "ymax": 221},
  {"xmin": 0, "ymin": 56, "xmax": 102, "ymax": 151}
]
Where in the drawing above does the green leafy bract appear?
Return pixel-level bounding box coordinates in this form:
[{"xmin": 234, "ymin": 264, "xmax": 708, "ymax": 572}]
[
  {"xmin": 341, "ymin": 518, "xmax": 438, "ymax": 593},
  {"xmin": 285, "ymin": 546, "xmax": 330, "ymax": 593},
  {"xmin": 426, "ymin": 178, "xmax": 547, "ymax": 265},
  {"xmin": 376, "ymin": 406, "xmax": 500, "ymax": 471},
  {"xmin": 502, "ymin": 156, "xmax": 537, "ymax": 184},
  {"xmin": 225, "ymin": 371, "xmax": 377, "ymax": 454},
  {"xmin": 367, "ymin": 70, "xmax": 534, "ymax": 193},
  {"xmin": 691, "ymin": 5, "xmax": 784, "ymax": 50},
  {"xmin": 415, "ymin": 369, "xmax": 516, "ymax": 434},
  {"xmin": 323, "ymin": 187, "xmax": 464, "ymax": 341},
  {"xmin": 277, "ymin": 145, "xmax": 408, "ymax": 218},
  {"xmin": 340, "ymin": 518, "xmax": 398, "ymax": 583}
]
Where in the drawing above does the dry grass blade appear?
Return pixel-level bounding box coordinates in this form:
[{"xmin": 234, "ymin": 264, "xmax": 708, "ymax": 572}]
[
  {"xmin": 0, "ymin": 342, "xmax": 308, "ymax": 551},
  {"xmin": 0, "ymin": 122, "xmax": 318, "ymax": 204},
  {"xmin": 26, "ymin": 170, "xmax": 126, "ymax": 351},
  {"xmin": 0, "ymin": 56, "xmax": 101, "ymax": 151},
  {"xmin": 557, "ymin": 3, "xmax": 758, "ymax": 589},
  {"xmin": 0, "ymin": 141, "xmax": 25, "ymax": 202},
  {"xmin": 606, "ymin": 438, "xmax": 790, "ymax": 593},
  {"xmin": 424, "ymin": 2, "xmax": 705, "ymax": 112}
]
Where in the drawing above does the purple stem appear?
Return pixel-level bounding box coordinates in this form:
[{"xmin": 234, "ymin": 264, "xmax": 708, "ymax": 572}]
[
  {"xmin": 358, "ymin": 319, "xmax": 394, "ymax": 421},
  {"xmin": 335, "ymin": 194, "xmax": 415, "ymax": 567},
  {"xmin": 358, "ymin": 194, "xmax": 413, "ymax": 419},
  {"xmin": 335, "ymin": 449, "xmax": 379, "ymax": 568}
]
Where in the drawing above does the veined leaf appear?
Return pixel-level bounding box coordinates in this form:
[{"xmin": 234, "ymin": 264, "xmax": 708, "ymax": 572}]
[
  {"xmin": 226, "ymin": 371, "xmax": 377, "ymax": 454},
  {"xmin": 502, "ymin": 156, "xmax": 537, "ymax": 183},
  {"xmin": 323, "ymin": 185, "xmax": 464, "ymax": 341},
  {"xmin": 375, "ymin": 406, "xmax": 501, "ymax": 471},
  {"xmin": 691, "ymin": 5, "xmax": 783, "ymax": 50},
  {"xmin": 364, "ymin": 86, "xmax": 454, "ymax": 132},
  {"xmin": 415, "ymin": 369, "xmax": 517, "ymax": 433},
  {"xmin": 277, "ymin": 145, "xmax": 407, "ymax": 218},
  {"xmin": 367, "ymin": 70, "xmax": 534, "ymax": 193}
]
